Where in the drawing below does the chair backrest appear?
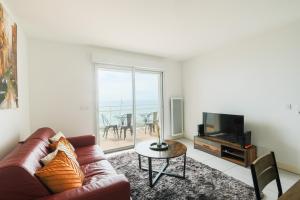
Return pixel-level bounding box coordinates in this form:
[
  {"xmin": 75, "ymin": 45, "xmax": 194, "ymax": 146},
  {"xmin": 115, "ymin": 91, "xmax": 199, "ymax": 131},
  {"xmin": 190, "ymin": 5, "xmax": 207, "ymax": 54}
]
[
  {"xmin": 146, "ymin": 113, "xmax": 151, "ymax": 122},
  {"xmin": 153, "ymin": 112, "xmax": 158, "ymax": 122},
  {"xmin": 101, "ymin": 114, "xmax": 109, "ymax": 126},
  {"xmin": 120, "ymin": 114, "xmax": 126, "ymax": 125},
  {"xmin": 250, "ymin": 151, "xmax": 282, "ymax": 200},
  {"xmin": 126, "ymin": 113, "xmax": 132, "ymax": 126}
]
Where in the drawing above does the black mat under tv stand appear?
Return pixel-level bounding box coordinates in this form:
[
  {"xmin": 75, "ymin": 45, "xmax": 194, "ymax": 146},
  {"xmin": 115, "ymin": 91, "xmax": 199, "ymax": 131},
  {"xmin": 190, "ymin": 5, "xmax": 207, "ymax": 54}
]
[{"xmin": 194, "ymin": 136, "xmax": 257, "ymax": 167}]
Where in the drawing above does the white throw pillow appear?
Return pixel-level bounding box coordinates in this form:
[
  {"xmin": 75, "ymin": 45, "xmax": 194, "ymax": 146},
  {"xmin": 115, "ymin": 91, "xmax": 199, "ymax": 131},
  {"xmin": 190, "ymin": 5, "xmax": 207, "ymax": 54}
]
[
  {"xmin": 41, "ymin": 143, "xmax": 79, "ymax": 166},
  {"xmin": 49, "ymin": 131, "xmax": 65, "ymax": 143},
  {"xmin": 40, "ymin": 150, "xmax": 57, "ymax": 166}
]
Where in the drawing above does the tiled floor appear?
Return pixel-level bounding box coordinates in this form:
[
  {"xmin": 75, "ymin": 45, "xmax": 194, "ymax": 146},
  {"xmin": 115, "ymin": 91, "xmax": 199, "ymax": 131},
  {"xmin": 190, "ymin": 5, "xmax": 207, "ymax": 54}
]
[
  {"xmin": 107, "ymin": 138, "xmax": 300, "ymax": 200},
  {"xmin": 100, "ymin": 127, "xmax": 159, "ymax": 151},
  {"xmin": 179, "ymin": 138, "xmax": 300, "ymax": 200}
]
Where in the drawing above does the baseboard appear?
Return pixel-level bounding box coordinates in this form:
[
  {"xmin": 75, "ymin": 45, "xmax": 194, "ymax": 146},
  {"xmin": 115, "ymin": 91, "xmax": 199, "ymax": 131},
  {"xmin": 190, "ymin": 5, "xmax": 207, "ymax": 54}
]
[
  {"xmin": 165, "ymin": 134, "xmax": 184, "ymax": 140},
  {"xmin": 278, "ymin": 162, "xmax": 300, "ymax": 175}
]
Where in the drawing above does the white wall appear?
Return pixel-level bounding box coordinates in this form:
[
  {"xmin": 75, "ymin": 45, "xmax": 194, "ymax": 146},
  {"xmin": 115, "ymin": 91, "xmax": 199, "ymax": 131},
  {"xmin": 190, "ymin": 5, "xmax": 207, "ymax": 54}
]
[
  {"xmin": 28, "ymin": 39, "xmax": 182, "ymax": 139},
  {"xmin": 0, "ymin": 1, "xmax": 30, "ymax": 158},
  {"xmin": 182, "ymin": 21, "xmax": 300, "ymax": 174}
]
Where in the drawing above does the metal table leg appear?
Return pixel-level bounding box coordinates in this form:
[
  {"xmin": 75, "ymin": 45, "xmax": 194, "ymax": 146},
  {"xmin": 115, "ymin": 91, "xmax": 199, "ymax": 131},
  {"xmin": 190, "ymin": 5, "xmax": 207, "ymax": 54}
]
[
  {"xmin": 139, "ymin": 154, "xmax": 186, "ymax": 187},
  {"xmin": 138, "ymin": 154, "xmax": 141, "ymax": 169},
  {"xmin": 148, "ymin": 157, "xmax": 153, "ymax": 187},
  {"xmin": 183, "ymin": 153, "xmax": 186, "ymax": 178}
]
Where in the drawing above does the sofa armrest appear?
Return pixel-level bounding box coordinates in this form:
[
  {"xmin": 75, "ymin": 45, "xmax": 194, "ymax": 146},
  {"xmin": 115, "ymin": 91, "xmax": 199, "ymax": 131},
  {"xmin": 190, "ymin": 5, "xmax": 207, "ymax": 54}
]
[
  {"xmin": 67, "ymin": 135, "xmax": 96, "ymax": 148},
  {"xmin": 37, "ymin": 175, "xmax": 130, "ymax": 200}
]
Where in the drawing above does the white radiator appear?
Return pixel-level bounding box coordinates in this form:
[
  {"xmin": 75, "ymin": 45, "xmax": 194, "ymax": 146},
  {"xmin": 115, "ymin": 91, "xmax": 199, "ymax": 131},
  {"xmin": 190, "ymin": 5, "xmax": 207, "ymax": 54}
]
[{"xmin": 170, "ymin": 97, "xmax": 184, "ymax": 136}]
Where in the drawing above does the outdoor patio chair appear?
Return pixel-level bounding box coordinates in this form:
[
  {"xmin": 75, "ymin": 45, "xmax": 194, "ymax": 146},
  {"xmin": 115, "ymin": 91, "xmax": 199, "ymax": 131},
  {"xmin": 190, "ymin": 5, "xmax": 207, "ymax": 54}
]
[
  {"xmin": 145, "ymin": 112, "xmax": 158, "ymax": 134},
  {"xmin": 101, "ymin": 114, "xmax": 119, "ymax": 139},
  {"xmin": 120, "ymin": 113, "xmax": 133, "ymax": 140},
  {"xmin": 141, "ymin": 113, "xmax": 151, "ymax": 134}
]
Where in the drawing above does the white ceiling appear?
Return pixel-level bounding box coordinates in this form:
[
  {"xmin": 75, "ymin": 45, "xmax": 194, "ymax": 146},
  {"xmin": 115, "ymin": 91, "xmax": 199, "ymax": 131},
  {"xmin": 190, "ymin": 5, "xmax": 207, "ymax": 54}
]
[{"xmin": 4, "ymin": 0, "xmax": 300, "ymax": 60}]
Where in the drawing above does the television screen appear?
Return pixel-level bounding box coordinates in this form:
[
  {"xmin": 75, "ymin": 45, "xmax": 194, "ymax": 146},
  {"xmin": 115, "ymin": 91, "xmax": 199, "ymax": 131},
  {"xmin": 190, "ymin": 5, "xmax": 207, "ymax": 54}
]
[{"xmin": 203, "ymin": 112, "xmax": 244, "ymax": 141}]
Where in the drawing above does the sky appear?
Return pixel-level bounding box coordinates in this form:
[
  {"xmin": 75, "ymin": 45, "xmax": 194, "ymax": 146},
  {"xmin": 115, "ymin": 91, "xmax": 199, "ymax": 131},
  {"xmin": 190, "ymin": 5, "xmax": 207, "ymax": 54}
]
[{"xmin": 97, "ymin": 69, "xmax": 160, "ymax": 107}]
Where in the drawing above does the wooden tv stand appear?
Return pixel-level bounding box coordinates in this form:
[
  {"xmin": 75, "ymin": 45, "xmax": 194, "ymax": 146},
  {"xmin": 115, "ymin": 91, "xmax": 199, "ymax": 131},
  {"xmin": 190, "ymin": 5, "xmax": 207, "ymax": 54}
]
[{"xmin": 194, "ymin": 136, "xmax": 257, "ymax": 167}]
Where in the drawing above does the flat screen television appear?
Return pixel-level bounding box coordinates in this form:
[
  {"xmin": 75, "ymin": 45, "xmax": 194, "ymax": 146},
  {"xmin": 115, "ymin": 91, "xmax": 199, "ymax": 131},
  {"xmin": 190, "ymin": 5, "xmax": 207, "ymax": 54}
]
[{"xmin": 203, "ymin": 112, "xmax": 244, "ymax": 143}]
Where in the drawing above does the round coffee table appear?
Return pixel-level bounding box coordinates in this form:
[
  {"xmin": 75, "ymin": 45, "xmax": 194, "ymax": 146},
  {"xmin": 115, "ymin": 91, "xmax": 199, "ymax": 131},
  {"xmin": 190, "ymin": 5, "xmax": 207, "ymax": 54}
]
[{"xmin": 135, "ymin": 140, "xmax": 187, "ymax": 187}]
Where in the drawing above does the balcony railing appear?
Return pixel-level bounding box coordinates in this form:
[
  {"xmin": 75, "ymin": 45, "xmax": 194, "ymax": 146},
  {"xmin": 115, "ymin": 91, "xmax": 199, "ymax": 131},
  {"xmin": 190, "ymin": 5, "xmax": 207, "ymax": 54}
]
[{"xmin": 98, "ymin": 104, "xmax": 159, "ymax": 128}]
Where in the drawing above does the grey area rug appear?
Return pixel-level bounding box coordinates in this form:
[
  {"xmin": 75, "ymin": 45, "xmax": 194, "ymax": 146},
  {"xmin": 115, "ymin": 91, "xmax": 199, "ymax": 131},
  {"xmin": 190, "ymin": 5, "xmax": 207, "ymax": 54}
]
[{"xmin": 108, "ymin": 152, "xmax": 255, "ymax": 200}]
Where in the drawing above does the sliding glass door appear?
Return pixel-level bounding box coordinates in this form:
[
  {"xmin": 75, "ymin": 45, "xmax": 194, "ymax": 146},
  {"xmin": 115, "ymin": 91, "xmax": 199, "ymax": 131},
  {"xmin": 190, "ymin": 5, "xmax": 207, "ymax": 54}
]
[
  {"xmin": 96, "ymin": 67, "xmax": 134, "ymax": 152},
  {"xmin": 96, "ymin": 65, "xmax": 163, "ymax": 152},
  {"xmin": 135, "ymin": 70, "xmax": 163, "ymax": 144}
]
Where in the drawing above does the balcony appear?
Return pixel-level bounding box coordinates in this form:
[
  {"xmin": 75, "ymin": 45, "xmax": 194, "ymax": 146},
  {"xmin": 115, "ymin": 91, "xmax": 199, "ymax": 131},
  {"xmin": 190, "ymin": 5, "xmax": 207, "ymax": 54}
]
[{"xmin": 98, "ymin": 104, "xmax": 160, "ymax": 151}]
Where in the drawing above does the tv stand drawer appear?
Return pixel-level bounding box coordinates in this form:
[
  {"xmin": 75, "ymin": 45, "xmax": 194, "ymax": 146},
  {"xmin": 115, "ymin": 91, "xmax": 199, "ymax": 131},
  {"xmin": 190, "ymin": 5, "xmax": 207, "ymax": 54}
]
[
  {"xmin": 194, "ymin": 136, "xmax": 257, "ymax": 167},
  {"xmin": 194, "ymin": 137, "xmax": 221, "ymax": 156}
]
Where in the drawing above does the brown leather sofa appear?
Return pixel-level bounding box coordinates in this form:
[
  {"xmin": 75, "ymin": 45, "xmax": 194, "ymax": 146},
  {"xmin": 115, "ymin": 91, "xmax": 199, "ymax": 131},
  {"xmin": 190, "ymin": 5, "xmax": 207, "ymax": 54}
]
[{"xmin": 0, "ymin": 128, "xmax": 130, "ymax": 200}]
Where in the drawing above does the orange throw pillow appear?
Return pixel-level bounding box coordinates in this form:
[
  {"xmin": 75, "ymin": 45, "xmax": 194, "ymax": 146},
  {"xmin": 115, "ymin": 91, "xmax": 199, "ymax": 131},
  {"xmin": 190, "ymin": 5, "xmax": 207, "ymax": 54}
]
[
  {"xmin": 41, "ymin": 143, "xmax": 79, "ymax": 167},
  {"xmin": 49, "ymin": 137, "xmax": 77, "ymax": 158},
  {"xmin": 35, "ymin": 151, "xmax": 84, "ymax": 193}
]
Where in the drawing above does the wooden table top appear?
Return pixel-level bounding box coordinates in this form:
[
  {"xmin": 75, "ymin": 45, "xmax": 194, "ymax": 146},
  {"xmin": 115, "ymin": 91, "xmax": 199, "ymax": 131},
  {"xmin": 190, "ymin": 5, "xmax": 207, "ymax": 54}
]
[
  {"xmin": 278, "ymin": 180, "xmax": 300, "ymax": 200},
  {"xmin": 135, "ymin": 140, "xmax": 187, "ymax": 159}
]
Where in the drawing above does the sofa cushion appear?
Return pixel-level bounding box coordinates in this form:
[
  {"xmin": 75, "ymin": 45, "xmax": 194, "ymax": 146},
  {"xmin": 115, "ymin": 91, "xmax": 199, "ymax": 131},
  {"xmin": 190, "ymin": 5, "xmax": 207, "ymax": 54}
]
[
  {"xmin": 67, "ymin": 135, "xmax": 95, "ymax": 149},
  {"xmin": 75, "ymin": 145, "xmax": 106, "ymax": 166},
  {"xmin": 40, "ymin": 150, "xmax": 58, "ymax": 166},
  {"xmin": 81, "ymin": 160, "xmax": 117, "ymax": 185},
  {"xmin": 36, "ymin": 175, "xmax": 130, "ymax": 200},
  {"xmin": 35, "ymin": 151, "xmax": 84, "ymax": 193},
  {"xmin": 49, "ymin": 131, "xmax": 65, "ymax": 143},
  {"xmin": 41, "ymin": 142, "xmax": 79, "ymax": 166},
  {"xmin": 49, "ymin": 137, "xmax": 77, "ymax": 159}
]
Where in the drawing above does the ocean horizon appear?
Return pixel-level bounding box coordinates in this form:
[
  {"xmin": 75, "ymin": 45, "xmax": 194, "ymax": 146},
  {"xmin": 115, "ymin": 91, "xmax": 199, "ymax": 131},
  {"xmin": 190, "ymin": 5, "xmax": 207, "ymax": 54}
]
[{"xmin": 99, "ymin": 99, "xmax": 160, "ymax": 127}]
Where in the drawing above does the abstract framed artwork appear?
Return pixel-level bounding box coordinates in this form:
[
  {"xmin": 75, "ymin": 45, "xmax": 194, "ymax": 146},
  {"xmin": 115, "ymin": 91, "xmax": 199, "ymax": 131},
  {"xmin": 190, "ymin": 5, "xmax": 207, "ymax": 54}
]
[{"xmin": 0, "ymin": 3, "xmax": 18, "ymax": 109}]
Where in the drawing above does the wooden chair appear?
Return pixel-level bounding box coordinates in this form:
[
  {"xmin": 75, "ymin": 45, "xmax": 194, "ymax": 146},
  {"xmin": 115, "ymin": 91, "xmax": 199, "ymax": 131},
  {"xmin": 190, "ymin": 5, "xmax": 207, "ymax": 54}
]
[{"xmin": 250, "ymin": 151, "xmax": 282, "ymax": 200}]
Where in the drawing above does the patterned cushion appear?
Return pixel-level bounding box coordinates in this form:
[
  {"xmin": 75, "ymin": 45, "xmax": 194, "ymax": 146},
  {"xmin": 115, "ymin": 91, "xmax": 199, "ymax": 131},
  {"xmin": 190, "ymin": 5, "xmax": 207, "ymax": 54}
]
[
  {"xmin": 49, "ymin": 131, "xmax": 65, "ymax": 143},
  {"xmin": 49, "ymin": 137, "xmax": 76, "ymax": 158},
  {"xmin": 49, "ymin": 132, "xmax": 75, "ymax": 151},
  {"xmin": 35, "ymin": 151, "xmax": 84, "ymax": 193},
  {"xmin": 40, "ymin": 150, "xmax": 57, "ymax": 166},
  {"xmin": 41, "ymin": 142, "xmax": 79, "ymax": 166}
]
